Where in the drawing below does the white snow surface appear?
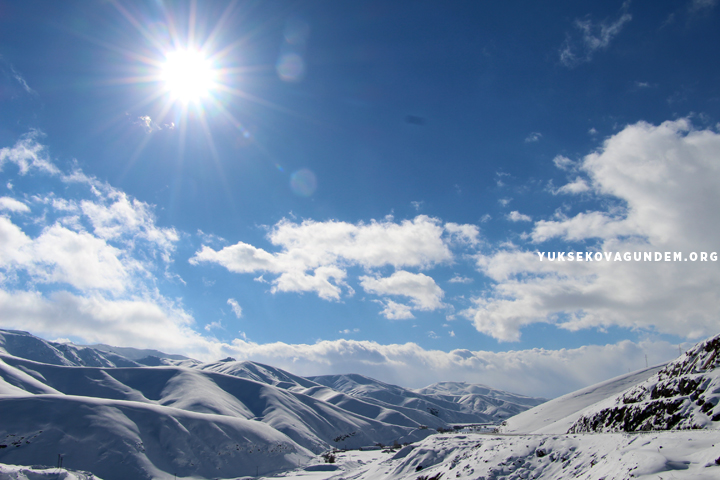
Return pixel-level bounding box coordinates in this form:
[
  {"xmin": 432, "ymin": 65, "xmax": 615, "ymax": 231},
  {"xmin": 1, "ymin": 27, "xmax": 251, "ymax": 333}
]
[
  {"xmin": 0, "ymin": 463, "xmax": 102, "ymax": 479},
  {"xmin": 264, "ymin": 431, "xmax": 720, "ymax": 480}
]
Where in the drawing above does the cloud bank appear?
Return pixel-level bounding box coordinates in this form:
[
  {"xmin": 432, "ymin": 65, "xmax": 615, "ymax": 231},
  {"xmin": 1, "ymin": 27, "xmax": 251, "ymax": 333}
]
[
  {"xmin": 466, "ymin": 119, "xmax": 720, "ymax": 341},
  {"xmin": 190, "ymin": 215, "xmax": 478, "ymax": 317}
]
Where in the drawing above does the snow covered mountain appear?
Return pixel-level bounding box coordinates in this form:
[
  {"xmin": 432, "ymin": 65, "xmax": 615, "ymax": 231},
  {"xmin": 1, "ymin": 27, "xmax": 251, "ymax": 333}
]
[
  {"xmin": 0, "ymin": 329, "xmax": 199, "ymax": 368},
  {"xmin": 0, "ymin": 329, "xmax": 544, "ymax": 479},
  {"xmin": 307, "ymin": 374, "xmax": 545, "ymax": 426}
]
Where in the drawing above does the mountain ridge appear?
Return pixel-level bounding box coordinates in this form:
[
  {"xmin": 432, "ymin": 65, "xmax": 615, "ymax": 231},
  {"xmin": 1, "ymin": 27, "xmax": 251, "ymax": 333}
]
[{"xmin": 0, "ymin": 328, "xmax": 545, "ymax": 479}]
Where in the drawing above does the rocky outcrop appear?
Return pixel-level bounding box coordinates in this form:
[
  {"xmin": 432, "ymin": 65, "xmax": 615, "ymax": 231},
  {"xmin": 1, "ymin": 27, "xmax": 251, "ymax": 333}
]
[{"xmin": 568, "ymin": 334, "xmax": 720, "ymax": 433}]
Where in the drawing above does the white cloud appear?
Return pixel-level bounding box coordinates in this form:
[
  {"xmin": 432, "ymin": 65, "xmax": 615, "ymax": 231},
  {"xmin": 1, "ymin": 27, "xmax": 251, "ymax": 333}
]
[
  {"xmin": 449, "ymin": 275, "xmax": 473, "ymax": 284},
  {"xmin": 31, "ymin": 224, "xmax": 132, "ymax": 293},
  {"xmin": 498, "ymin": 198, "xmax": 512, "ymax": 207},
  {"xmin": 192, "ymin": 243, "xmax": 279, "ymax": 273},
  {"xmin": 0, "ymin": 197, "xmax": 30, "ymax": 213},
  {"xmin": 376, "ymin": 299, "xmax": 415, "ymax": 320},
  {"xmin": 0, "ymin": 130, "xmax": 59, "ymax": 175},
  {"xmin": 10, "ymin": 65, "xmax": 35, "ymax": 95},
  {"xmin": 191, "ymin": 216, "xmax": 476, "ymax": 302},
  {"xmin": 560, "ymin": 3, "xmax": 632, "ymax": 67},
  {"xmin": 227, "ymin": 298, "xmax": 243, "ymax": 318},
  {"xmin": 552, "ymin": 155, "xmax": 576, "ymax": 171},
  {"xmin": 0, "ymin": 218, "xmax": 131, "ymax": 293},
  {"xmin": 0, "ymin": 160, "xmax": 178, "ymax": 295},
  {"xmin": 76, "ymin": 185, "xmax": 178, "ymax": 263},
  {"xmin": 0, "ymin": 216, "xmax": 33, "ymax": 267},
  {"xmin": 531, "ymin": 211, "xmax": 632, "ymax": 243},
  {"xmin": 444, "ymin": 222, "xmax": 481, "ymax": 246},
  {"xmin": 135, "ymin": 115, "xmax": 162, "ymax": 133},
  {"xmin": 197, "ymin": 229, "xmax": 226, "ymax": 247},
  {"xmin": 553, "ymin": 177, "xmax": 590, "ymax": 195},
  {"xmin": 339, "ymin": 328, "xmax": 360, "ymax": 335},
  {"xmin": 524, "ymin": 132, "xmax": 542, "ymax": 143},
  {"xmin": 360, "ymin": 270, "xmax": 444, "ymax": 312},
  {"xmin": 507, "ymin": 211, "xmax": 532, "ymax": 222},
  {"xmin": 466, "ymin": 119, "xmax": 720, "ymax": 342},
  {"xmin": 204, "ymin": 320, "xmax": 223, "ymax": 332}
]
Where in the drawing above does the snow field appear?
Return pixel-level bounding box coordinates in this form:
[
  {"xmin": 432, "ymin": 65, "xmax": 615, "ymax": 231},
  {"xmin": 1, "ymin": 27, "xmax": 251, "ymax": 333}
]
[{"xmin": 271, "ymin": 431, "xmax": 720, "ymax": 480}]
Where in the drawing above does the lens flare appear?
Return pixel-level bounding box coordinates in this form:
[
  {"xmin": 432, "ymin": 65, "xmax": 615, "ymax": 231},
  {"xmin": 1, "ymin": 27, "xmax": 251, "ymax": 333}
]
[
  {"xmin": 290, "ymin": 168, "xmax": 317, "ymax": 196},
  {"xmin": 276, "ymin": 53, "xmax": 305, "ymax": 82}
]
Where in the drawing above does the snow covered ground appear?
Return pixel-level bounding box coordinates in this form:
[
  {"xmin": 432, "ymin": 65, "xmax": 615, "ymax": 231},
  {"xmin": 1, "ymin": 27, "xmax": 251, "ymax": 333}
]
[
  {"xmin": 263, "ymin": 431, "xmax": 720, "ymax": 480},
  {"xmin": 5, "ymin": 429, "xmax": 720, "ymax": 480},
  {"xmin": 0, "ymin": 464, "xmax": 101, "ymax": 479}
]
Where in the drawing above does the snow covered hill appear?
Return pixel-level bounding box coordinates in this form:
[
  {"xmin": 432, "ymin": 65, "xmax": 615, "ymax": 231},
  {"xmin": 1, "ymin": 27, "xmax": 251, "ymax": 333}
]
[
  {"xmin": 308, "ymin": 374, "xmax": 543, "ymax": 426},
  {"xmin": 0, "ymin": 353, "xmax": 423, "ymax": 454},
  {"xmin": 500, "ymin": 364, "xmax": 666, "ymax": 434},
  {"xmin": 569, "ymin": 333, "xmax": 720, "ymax": 433}
]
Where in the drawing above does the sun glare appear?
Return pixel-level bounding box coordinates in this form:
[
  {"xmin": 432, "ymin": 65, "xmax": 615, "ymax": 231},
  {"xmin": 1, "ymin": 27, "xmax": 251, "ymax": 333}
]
[{"xmin": 161, "ymin": 49, "xmax": 216, "ymax": 103}]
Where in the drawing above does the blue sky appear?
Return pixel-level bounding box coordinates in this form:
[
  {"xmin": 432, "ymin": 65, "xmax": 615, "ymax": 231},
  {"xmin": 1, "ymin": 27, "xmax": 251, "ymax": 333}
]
[{"xmin": 1, "ymin": 0, "xmax": 719, "ymax": 398}]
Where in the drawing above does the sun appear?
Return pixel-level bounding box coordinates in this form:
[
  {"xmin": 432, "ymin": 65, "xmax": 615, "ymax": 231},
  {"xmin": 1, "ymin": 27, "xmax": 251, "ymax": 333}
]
[{"xmin": 161, "ymin": 49, "xmax": 217, "ymax": 104}]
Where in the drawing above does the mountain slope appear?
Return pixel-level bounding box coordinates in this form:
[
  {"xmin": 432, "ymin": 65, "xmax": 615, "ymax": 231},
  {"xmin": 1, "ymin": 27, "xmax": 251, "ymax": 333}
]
[
  {"xmin": 0, "ymin": 394, "xmax": 311, "ymax": 480},
  {"xmin": 500, "ymin": 364, "xmax": 665, "ymax": 434},
  {"xmin": 569, "ymin": 333, "xmax": 720, "ymax": 433},
  {"xmin": 0, "ymin": 354, "xmax": 424, "ymax": 453}
]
